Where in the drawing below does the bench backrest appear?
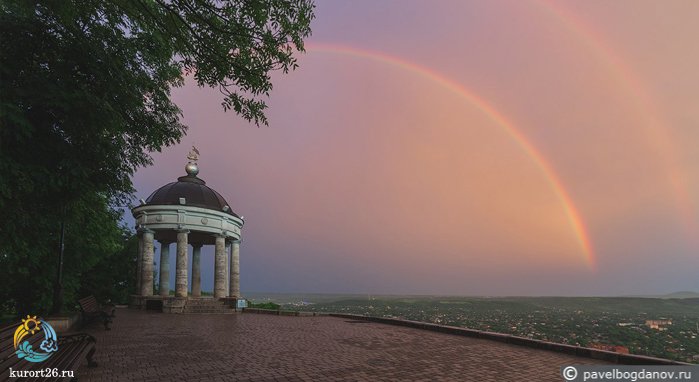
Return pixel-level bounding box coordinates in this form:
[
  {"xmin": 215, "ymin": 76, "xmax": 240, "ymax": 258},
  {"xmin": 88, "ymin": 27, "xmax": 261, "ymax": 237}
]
[{"xmin": 78, "ymin": 295, "xmax": 99, "ymax": 313}]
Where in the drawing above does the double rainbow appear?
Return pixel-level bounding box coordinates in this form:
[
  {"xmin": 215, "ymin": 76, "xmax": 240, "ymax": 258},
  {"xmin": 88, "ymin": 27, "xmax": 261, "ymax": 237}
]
[{"xmin": 535, "ymin": 0, "xmax": 698, "ymax": 242}]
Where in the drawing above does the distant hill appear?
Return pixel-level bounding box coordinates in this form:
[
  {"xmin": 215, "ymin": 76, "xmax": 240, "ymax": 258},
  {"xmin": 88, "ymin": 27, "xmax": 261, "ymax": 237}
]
[
  {"xmin": 246, "ymin": 291, "xmax": 699, "ymax": 302},
  {"xmin": 620, "ymin": 291, "xmax": 699, "ymax": 299},
  {"xmin": 246, "ymin": 292, "xmax": 699, "ymax": 316},
  {"xmin": 303, "ymin": 295, "xmax": 699, "ymax": 316}
]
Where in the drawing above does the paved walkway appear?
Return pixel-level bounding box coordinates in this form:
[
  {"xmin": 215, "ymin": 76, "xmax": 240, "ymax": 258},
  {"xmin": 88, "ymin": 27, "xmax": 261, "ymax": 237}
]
[{"xmin": 73, "ymin": 308, "xmax": 610, "ymax": 381}]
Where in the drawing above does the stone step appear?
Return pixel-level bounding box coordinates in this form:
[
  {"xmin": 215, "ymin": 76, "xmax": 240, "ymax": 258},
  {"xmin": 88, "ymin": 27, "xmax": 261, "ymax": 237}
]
[
  {"xmin": 184, "ymin": 305, "xmax": 227, "ymax": 309},
  {"xmin": 184, "ymin": 305, "xmax": 230, "ymax": 309},
  {"xmin": 182, "ymin": 298, "xmax": 237, "ymax": 314},
  {"xmin": 185, "ymin": 300, "xmax": 227, "ymax": 306},
  {"xmin": 184, "ymin": 302, "xmax": 227, "ymax": 307},
  {"xmin": 182, "ymin": 309, "xmax": 237, "ymax": 314},
  {"xmin": 184, "ymin": 304, "xmax": 229, "ymax": 309}
]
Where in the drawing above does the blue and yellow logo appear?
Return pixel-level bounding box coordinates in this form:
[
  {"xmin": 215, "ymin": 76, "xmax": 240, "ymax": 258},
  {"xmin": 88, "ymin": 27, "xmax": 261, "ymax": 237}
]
[{"xmin": 14, "ymin": 316, "xmax": 58, "ymax": 362}]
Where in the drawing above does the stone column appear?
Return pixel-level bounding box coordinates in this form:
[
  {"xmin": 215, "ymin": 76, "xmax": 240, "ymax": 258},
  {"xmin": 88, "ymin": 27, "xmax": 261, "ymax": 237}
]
[
  {"xmin": 175, "ymin": 229, "xmax": 190, "ymax": 298},
  {"xmin": 158, "ymin": 241, "xmax": 171, "ymax": 296},
  {"xmin": 191, "ymin": 244, "xmax": 203, "ymax": 297},
  {"xmin": 135, "ymin": 232, "xmax": 143, "ymax": 295},
  {"xmin": 230, "ymin": 240, "xmax": 240, "ymax": 298},
  {"xmin": 213, "ymin": 234, "xmax": 227, "ymax": 298},
  {"xmin": 225, "ymin": 241, "xmax": 231, "ymax": 296},
  {"xmin": 140, "ymin": 229, "xmax": 155, "ymax": 296}
]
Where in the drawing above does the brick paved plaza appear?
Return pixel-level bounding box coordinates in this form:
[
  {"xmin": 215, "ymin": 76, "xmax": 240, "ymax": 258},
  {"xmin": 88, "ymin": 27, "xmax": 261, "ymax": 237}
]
[{"xmin": 73, "ymin": 307, "xmax": 611, "ymax": 381}]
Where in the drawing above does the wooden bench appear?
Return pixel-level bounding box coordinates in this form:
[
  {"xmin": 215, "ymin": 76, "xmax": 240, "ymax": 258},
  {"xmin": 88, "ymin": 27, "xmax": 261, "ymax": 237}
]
[
  {"xmin": 0, "ymin": 319, "xmax": 97, "ymax": 381},
  {"xmin": 78, "ymin": 296, "xmax": 115, "ymax": 330}
]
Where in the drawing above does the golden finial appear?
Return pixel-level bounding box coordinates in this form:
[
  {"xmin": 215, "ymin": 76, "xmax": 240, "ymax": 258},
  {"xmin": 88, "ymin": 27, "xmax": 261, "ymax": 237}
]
[{"xmin": 187, "ymin": 144, "xmax": 200, "ymax": 162}]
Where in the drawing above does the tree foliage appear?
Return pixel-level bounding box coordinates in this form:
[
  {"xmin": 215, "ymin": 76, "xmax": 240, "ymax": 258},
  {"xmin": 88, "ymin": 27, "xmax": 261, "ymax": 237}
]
[
  {"xmin": 0, "ymin": 193, "xmax": 135, "ymax": 317},
  {"xmin": 0, "ymin": 0, "xmax": 314, "ymax": 318}
]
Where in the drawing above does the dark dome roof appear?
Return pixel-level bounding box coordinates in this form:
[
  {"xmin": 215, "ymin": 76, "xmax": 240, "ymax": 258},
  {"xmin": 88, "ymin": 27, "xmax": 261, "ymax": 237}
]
[{"xmin": 145, "ymin": 173, "xmax": 239, "ymax": 217}]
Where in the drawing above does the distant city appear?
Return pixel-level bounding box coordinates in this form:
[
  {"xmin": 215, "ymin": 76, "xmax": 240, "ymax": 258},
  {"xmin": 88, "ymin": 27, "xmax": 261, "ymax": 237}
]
[{"xmin": 247, "ymin": 292, "xmax": 699, "ymax": 364}]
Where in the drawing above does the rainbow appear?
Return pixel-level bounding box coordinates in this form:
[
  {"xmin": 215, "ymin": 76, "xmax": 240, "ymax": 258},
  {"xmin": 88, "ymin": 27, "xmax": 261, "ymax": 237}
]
[
  {"xmin": 305, "ymin": 43, "xmax": 596, "ymax": 269},
  {"xmin": 533, "ymin": 1, "xmax": 699, "ymax": 243}
]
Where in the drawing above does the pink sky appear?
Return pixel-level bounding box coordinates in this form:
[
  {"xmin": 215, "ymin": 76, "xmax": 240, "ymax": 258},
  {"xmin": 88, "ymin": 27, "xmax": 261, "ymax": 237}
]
[{"xmin": 132, "ymin": 1, "xmax": 699, "ymax": 296}]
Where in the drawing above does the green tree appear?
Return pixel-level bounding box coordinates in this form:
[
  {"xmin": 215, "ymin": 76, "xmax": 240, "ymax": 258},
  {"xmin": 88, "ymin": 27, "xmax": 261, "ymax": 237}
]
[
  {"xmin": 0, "ymin": 192, "xmax": 133, "ymax": 317},
  {"xmin": 77, "ymin": 233, "xmax": 140, "ymax": 307},
  {"xmin": 0, "ymin": 0, "xmax": 315, "ymax": 318}
]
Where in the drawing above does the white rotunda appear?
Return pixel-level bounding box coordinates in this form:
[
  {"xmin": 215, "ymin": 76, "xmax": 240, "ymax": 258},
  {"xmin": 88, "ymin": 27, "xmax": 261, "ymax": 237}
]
[{"xmin": 129, "ymin": 147, "xmax": 244, "ymax": 313}]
